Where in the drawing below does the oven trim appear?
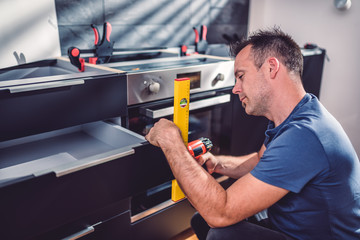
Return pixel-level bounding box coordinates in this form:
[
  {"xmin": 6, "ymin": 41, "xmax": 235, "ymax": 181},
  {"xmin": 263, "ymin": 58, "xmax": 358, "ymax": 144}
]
[
  {"xmin": 139, "ymin": 93, "xmax": 231, "ymax": 119},
  {"xmin": 130, "ymin": 175, "xmax": 229, "ymax": 223}
]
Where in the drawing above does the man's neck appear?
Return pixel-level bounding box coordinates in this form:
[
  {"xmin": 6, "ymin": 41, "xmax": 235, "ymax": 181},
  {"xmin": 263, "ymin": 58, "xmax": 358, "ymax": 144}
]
[{"xmin": 267, "ymin": 83, "xmax": 306, "ymax": 127}]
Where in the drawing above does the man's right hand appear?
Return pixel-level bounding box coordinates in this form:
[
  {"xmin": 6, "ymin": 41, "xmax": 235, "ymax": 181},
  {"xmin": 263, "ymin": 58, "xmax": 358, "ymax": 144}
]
[
  {"xmin": 197, "ymin": 152, "xmax": 221, "ymax": 174},
  {"xmin": 197, "ymin": 149, "xmax": 263, "ymax": 179}
]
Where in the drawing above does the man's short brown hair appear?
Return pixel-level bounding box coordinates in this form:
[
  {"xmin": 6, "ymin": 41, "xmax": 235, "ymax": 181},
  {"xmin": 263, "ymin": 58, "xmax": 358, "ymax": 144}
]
[{"xmin": 230, "ymin": 26, "xmax": 303, "ymax": 77}]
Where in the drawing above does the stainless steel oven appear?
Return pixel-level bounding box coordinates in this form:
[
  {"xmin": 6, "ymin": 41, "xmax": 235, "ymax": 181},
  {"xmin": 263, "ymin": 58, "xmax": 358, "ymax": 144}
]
[
  {"xmin": 103, "ymin": 54, "xmax": 235, "ymax": 239},
  {"xmin": 105, "ymin": 54, "xmax": 235, "ymax": 148}
]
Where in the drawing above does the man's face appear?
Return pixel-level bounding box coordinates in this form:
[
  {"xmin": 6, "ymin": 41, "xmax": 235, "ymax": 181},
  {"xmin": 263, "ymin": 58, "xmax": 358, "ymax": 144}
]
[{"xmin": 232, "ymin": 45, "xmax": 271, "ymax": 116}]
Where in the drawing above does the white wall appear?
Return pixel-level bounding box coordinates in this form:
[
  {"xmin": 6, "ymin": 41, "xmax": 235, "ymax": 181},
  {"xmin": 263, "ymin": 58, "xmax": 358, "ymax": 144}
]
[
  {"xmin": 0, "ymin": 0, "xmax": 60, "ymax": 68},
  {"xmin": 248, "ymin": 0, "xmax": 360, "ymax": 156}
]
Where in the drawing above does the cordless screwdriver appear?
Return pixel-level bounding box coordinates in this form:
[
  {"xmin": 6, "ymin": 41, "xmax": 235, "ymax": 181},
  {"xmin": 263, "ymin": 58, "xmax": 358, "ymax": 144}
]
[{"xmin": 187, "ymin": 137, "xmax": 213, "ymax": 159}]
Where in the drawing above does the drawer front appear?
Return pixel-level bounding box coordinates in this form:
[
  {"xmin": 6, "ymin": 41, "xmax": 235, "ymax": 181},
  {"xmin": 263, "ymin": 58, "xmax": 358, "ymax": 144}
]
[
  {"xmin": 0, "ymin": 74, "xmax": 127, "ymax": 141},
  {"xmin": 0, "ymin": 154, "xmax": 133, "ymax": 240}
]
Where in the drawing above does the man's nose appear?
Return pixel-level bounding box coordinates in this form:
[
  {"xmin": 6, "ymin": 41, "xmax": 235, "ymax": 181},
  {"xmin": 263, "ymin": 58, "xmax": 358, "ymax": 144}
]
[{"xmin": 232, "ymin": 80, "xmax": 242, "ymax": 94}]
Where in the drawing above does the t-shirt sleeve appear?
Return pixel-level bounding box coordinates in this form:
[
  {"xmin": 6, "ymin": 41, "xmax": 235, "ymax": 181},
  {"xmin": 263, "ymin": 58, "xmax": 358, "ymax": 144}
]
[{"xmin": 251, "ymin": 126, "xmax": 329, "ymax": 193}]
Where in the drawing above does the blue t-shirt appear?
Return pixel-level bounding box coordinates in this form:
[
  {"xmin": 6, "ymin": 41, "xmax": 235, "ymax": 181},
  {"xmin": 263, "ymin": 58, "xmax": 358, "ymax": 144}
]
[{"xmin": 251, "ymin": 94, "xmax": 360, "ymax": 240}]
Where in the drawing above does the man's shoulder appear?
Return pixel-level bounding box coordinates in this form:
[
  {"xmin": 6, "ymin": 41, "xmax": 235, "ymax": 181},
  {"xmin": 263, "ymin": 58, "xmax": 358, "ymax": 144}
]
[{"xmin": 274, "ymin": 121, "xmax": 322, "ymax": 149}]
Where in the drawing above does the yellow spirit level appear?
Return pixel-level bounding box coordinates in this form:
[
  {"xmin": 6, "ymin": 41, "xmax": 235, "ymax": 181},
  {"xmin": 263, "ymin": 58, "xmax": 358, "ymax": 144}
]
[{"xmin": 171, "ymin": 77, "xmax": 190, "ymax": 202}]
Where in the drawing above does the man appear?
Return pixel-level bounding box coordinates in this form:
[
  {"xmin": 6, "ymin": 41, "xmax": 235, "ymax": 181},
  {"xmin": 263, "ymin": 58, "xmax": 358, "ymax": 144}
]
[{"xmin": 145, "ymin": 27, "xmax": 360, "ymax": 239}]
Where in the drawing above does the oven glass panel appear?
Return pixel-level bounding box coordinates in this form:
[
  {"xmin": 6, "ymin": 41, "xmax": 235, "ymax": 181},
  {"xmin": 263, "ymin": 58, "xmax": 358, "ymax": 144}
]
[
  {"xmin": 128, "ymin": 94, "xmax": 232, "ymax": 155},
  {"xmin": 177, "ymin": 71, "xmax": 201, "ymax": 89}
]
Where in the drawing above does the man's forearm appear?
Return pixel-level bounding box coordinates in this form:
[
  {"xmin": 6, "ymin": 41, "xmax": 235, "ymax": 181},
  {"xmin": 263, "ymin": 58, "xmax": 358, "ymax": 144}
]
[
  {"xmin": 214, "ymin": 153, "xmax": 260, "ymax": 179},
  {"xmin": 159, "ymin": 138, "xmax": 230, "ymax": 225}
]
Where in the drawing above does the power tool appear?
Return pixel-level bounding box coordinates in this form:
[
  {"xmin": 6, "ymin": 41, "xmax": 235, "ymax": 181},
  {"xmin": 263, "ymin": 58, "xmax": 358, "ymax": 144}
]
[{"xmin": 187, "ymin": 137, "xmax": 213, "ymax": 160}]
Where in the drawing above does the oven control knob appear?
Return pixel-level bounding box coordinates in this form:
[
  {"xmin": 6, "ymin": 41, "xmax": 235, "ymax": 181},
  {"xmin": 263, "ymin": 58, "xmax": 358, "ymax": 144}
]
[
  {"xmin": 216, "ymin": 73, "xmax": 225, "ymax": 81},
  {"xmin": 212, "ymin": 73, "xmax": 225, "ymax": 86},
  {"xmin": 148, "ymin": 81, "xmax": 160, "ymax": 94}
]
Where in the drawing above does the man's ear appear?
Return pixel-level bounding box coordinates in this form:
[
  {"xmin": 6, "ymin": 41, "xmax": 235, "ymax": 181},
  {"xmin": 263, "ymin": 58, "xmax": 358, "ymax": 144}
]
[{"xmin": 268, "ymin": 57, "xmax": 280, "ymax": 79}]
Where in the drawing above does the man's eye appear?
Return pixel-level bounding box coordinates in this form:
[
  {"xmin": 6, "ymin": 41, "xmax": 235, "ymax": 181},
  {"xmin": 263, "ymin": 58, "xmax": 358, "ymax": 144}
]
[{"xmin": 238, "ymin": 75, "xmax": 244, "ymax": 80}]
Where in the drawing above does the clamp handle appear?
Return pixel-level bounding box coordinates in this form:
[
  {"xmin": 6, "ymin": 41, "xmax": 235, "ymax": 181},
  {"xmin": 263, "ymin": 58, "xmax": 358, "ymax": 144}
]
[
  {"xmin": 200, "ymin": 25, "xmax": 207, "ymax": 41},
  {"xmin": 94, "ymin": 22, "xmax": 114, "ymax": 63},
  {"xmin": 91, "ymin": 22, "xmax": 112, "ymax": 46},
  {"xmin": 91, "ymin": 24, "xmax": 100, "ymax": 46},
  {"xmin": 193, "ymin": 25, "xmax": 208, "ymax": 54},
  {"xmin": 103, "ymin": 21, "xmax": 112, "ymax": 43},
  {"xmin": 193, "ymin": 27, "xmax": 199, "ymax": 43}
]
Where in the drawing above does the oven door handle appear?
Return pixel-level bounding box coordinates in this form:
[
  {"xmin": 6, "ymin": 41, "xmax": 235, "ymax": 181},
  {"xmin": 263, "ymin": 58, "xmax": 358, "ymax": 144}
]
[
  {"xmin": 140, "ymin": 94, "xmax": 231, "ymax": 119},
  {"xmin": 1, "ymin": 79, "xmax": 85, "ymax": 93}
]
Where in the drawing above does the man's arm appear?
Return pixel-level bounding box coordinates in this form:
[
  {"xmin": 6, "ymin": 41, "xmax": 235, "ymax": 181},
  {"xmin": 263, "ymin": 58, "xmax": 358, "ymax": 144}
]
[
  {"xmin": 199, "ymin": 144, "xmax": 266, "ymax": 179},
  {"xmin": 146, "ymin": 119, "xmax": 288, "ymax": 228}
]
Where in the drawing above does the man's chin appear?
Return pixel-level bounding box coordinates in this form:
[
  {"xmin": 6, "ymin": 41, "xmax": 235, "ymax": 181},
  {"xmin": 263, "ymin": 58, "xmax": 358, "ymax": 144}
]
[
  {"xmin": 242, "ymin": 104, "xmax": 251, "ymax": 115},
  {"xmin": 243, "ymin": 104, "xmax": 255, "ymax": 116}
]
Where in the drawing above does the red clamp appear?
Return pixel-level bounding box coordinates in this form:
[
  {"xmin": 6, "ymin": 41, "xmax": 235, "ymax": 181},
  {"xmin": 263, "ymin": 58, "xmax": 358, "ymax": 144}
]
[
  {"xmin": 90, "ymin": 22, "xmax": 113, "ymax": 63},
  {"xmin": 68, "ymin": 47, "xmax": 85, "ymax": 72},
  {"xmin": 180, "ymin": 45, "xmax": 188, "ymax": 56},
  {"xmin": 193, "ymin": 25, "xmax": 208, "ymax": 54},
  {"xmin": 67, "ymin": 22, "xmax": 114, "ymax": 71}
]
